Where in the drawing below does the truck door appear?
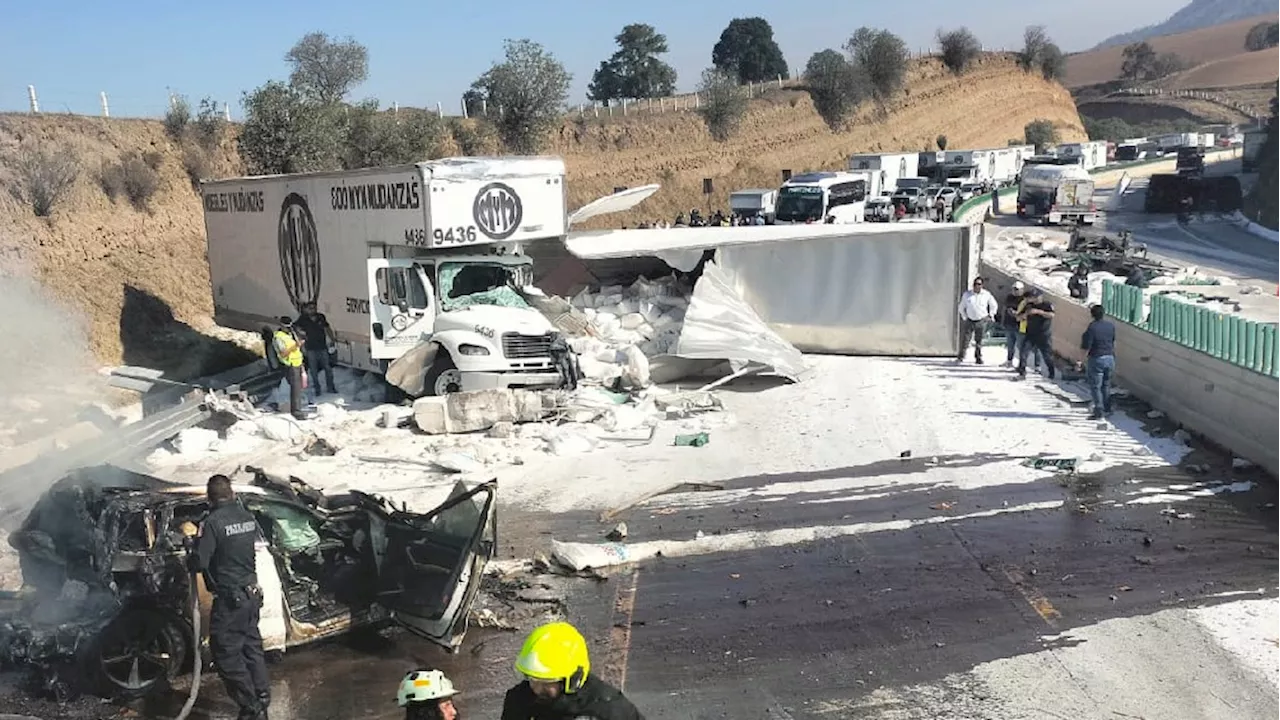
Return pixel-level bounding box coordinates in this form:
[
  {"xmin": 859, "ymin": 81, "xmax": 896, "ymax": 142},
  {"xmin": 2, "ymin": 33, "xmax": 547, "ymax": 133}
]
[{"xmin": 367, "ymin": 258, "xmax": 435, "ymax": 360}]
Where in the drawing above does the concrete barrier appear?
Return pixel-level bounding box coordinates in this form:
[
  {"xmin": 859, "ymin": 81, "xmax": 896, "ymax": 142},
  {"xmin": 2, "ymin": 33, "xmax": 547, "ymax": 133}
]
[{"xmin": 983, "ymin": 265, "xmax": 1279, "ymax": 477}]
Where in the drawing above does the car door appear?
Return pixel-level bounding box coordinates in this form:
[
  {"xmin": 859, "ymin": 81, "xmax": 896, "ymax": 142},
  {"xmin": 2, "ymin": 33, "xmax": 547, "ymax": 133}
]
[{"xmin": 369, "ymin": 480, "xmax": 497, "ymax": 650}]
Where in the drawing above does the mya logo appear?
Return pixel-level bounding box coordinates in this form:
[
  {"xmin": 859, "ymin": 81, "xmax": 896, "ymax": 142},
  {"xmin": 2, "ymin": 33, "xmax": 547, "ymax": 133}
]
[
  {"xmin": 278, "ymin": 193, "xmax": 321, "ymax": 310},
  {"xmin": 473, "ymin": 182, "xmax": 523, "ymax": 240}
]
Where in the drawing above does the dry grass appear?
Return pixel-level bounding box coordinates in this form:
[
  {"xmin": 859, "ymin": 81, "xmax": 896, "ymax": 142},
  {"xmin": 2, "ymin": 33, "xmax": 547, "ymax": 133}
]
[
  {"xmin": 1166, "ymin": 47, "xmax": 1280, "ymax": 89},
  {"xmin": 0, "ymin": 53, "xmax": 1084, "ymax": 367},
  {"xmin": 1064, "ymin": 14, "xmax": 1280, "ymax": 88}
]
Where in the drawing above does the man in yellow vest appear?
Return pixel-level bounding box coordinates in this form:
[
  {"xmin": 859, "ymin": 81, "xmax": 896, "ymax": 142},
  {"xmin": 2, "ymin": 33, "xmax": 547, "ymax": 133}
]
[{"xmin": 272, "ymin": 317, "xmax": 306, "ymax": 420}]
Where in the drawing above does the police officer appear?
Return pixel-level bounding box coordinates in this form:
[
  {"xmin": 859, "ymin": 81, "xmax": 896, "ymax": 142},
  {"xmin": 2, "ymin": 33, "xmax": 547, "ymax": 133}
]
[
  {"xmin": 194, "ymin": 474, "xmax": 271, "ymax": 720},
  {"xmin": 501, "ymin": 622, "xmax": 644, "ymax": 720}
]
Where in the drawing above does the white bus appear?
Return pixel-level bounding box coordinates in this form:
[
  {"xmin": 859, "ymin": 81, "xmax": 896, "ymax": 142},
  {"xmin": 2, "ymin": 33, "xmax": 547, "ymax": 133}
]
[{"xmin": 775, "ymin": 171, "xmax": 875, "ymax": 224}]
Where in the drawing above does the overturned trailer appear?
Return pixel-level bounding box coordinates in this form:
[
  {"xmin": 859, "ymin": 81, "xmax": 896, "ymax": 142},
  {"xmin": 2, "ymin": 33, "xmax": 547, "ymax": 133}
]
[{"xmin": 561, "ymin": 223, "xmax": 980, "ymax": 357}]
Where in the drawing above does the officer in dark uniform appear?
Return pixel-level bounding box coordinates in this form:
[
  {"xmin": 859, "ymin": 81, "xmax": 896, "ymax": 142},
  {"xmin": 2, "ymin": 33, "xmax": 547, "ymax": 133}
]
[{"xmin": 194, "ymin": 474, "xmax": 270, "ymax": 720}]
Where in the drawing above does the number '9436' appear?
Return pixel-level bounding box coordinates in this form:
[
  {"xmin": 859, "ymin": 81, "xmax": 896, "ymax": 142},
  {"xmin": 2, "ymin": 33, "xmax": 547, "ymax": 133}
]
[{"xmin": 433, "ymin": 226, "xmax": 478, "ymax": 244}]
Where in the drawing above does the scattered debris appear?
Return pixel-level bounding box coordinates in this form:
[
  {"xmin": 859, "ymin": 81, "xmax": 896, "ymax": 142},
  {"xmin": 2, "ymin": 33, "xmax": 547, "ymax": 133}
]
[
  {"xmin": 899, "ymin": 450, "xmax": 912, "ymax": 459},
  {"xmin": 551, "ymin": 540, "xmax": 635, "ymax": 572},
  {"xmin": 674, "ymin": 432, "xmax": 710, "ymax": 447},
  {"xmin": 606, "ymin": 523, "xmax": 628, "ymax": 542},
  {"xmin": 431, "ymin": 452, "xmax": 484, "ymax": 474},
  {"xmin": 1232, "ymin": 457, "xmax": 1255, "ymax": 470},
  {"xmin": 600, "ymin": 482, "xmax": 724, "ymax": 522},
  {"xmin": 1173, "ymin": 429, "xmax": 1192, "ymax": 445},
  {"xmin": 1160, "ymin": 507, "xmax": 1195, "ymax": 520},
  {"xmin": 1022, "ymin": 457, "xmax": 1078, "ymax": 472},
  {"xmin": 930, "ymin": 502, "xmax": 955, "ymax": 511},
  {"xmin": 302, "ymin": 436, "xmax": 339, "ymax": 456},
  {"xmin": 413, "ymin": 388, "xmax": 554, "ymax": 435},
  {"xmin": 1133, "ymin": 555, "xmax": 1155, "ymax": 566}
]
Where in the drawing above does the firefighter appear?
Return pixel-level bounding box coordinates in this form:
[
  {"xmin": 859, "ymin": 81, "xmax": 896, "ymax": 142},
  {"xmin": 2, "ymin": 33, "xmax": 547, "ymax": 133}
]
[
  {"xmin": 193, "ymin": 474, "xmax": 270, "ymax": 720},
  {"xmin": 397, "ymin": 669, "xmax": 461, "ymax": 720},
  {"xmin": 501, "ymin": 622, "xmax": 644, "ymax": 720},
  {"xmin": 272, "ymin": 317, "xmax": 306, "ymax": 420}
]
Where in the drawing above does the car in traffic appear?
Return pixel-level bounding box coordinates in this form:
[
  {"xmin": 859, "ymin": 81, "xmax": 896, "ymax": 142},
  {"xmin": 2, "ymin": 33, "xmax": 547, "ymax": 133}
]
[
  {"xmin": 890, "ymin": 187, "xmax": 925, "ymax": 212},
  {"xmin": 865, "ymin": 197, "xmax": 895, "ymax": 222},
  {"xmin": 937, "ymin": 187, "xmax": 959, "ymax": 208},
  {"xmin": 0, "ymin": 465, "xmax": 497, "ymax": 701}
]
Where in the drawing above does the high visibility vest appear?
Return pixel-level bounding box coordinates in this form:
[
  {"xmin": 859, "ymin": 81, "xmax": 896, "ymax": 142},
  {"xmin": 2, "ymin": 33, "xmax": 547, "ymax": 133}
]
[
  {"xmin": 273, "ymin": 330, "xmax": 303, "ymax": 367},
  {"xmin": 1016, "ymin": 298, "xmax": 1030, "ymax": 334}
]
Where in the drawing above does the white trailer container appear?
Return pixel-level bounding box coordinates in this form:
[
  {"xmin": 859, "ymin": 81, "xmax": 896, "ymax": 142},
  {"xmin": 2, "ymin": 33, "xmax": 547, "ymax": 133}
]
[
  {"xmin": 1055, "ymin": 141, "xmax": 1108, "ymax": 170},
  {"xmin": 1155, "ymin": 132, "xmax": 1199, "ymax": 151},
  {"xmin": 847, "ymin": 152, "xmax": 920, "ymax": 197},
  {"xmin": 202, "ymin": 157, "xmax": 574, "ymax": 397},
  {"xmin": 729, "ymin": 189, "xmax": 777, "ymax": 222}
]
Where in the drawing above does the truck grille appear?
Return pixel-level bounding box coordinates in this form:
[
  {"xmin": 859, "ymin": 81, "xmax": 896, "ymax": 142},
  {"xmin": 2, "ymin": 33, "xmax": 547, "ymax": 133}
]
[{"xmin": 502, "ymin": 333, "xmax": 552, "ymax": 359}]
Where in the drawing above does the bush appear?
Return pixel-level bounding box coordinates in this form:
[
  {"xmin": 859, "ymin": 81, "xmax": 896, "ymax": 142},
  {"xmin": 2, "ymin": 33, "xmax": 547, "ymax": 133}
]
[
  {"xmin": 100, "ymin": 152, "xmax": 161, "ymax": 210},
  {"xmin": 937, "ymin": 28, "xmax": 981, "ymax": 74},
  {"xmin": 845, "ymin": 27, "xmax": 909, "ymax": 106},
  {"xmin": 181, "ymin": 142, "xmax": 213, "ymax": 189},
  {"xmin": 448, "ymin": 118, "xmax": 501, "ymax": 156},
  {"xmin": 1039, "ymin": 43, "xmax": 1066, "ymax": 81},
  {"xmin": 10, "ymin": 143, "xmax": 81, "ymax": 217},
  {"xmin": 1024, "ymin": 119, "xmax": 1058, "ymax": 152},
  {"xmin": 163, "ymin": 96, "xmax": 192, "ymax": 140},
  {"xmin": 341, "ymin": 103, "xmax": 445, "ymax": 169},
  {"xmin": 695, "ymin": 68, "xmax": 749, "ymax": 141},
  {"xmin": 936, "ymin": 134, "xmax": 948, "ymax": 150},
  {"xmin": 1245, "ymin": 21, "xmax": 1279, "ymax": 52},
  {"xmin": 193, "ymin": 97, "xmax": 227, "ymax": 152}
]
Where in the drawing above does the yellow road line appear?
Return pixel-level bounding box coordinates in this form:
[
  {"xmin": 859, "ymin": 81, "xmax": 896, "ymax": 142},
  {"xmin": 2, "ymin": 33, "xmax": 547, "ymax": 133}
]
[
  {"xmin": 1002, "ymin": 566, "xmax": 1062, "ymax": 629},
  {"xmin": 604, "ymin": 567, "xmax": 641, "ymax": 690}
]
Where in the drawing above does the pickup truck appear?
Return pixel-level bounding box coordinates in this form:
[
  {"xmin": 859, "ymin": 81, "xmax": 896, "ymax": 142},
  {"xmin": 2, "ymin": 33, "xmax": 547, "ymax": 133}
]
[{"xmin": 890, "ymin": 187, "xmax": 925, "ymax": 212}]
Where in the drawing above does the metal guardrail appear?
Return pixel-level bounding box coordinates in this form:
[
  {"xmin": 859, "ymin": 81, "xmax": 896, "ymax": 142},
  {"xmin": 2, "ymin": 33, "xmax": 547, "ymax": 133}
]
[{"xmin": 1102, "ymin": 280, "xmax": 1279, "ymax": 378}]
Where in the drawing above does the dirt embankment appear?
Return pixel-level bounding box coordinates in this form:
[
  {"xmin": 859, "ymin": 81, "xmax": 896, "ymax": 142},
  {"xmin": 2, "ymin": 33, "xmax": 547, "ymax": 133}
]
[{"xmin": 0, "ymin": 52, "xmax": 1084, "ymax": 369}]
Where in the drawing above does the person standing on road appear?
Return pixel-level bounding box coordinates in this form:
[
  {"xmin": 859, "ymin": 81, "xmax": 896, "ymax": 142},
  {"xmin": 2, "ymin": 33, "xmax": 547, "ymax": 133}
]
[
  {"xmin": 398, "ymin": 669, "xmax": 461, "ymax": 720},
  {"xmin": 294, "ymin": 302, "xmax": 339, "ymax": 397},
  {"xmin": 501, "ymin": 621, "xmax": 644, "ymax": 720},
  {"xmin": 1000, "ymin": 281, "xmax": 1026, "ymax": 368},
  {"xmin": 272, "ymin": 317, "xmax": 306, "ymax": 421},
  {"xmin": 1016, "ymin": 289, "xmax": 1056, "ymax": 380},
  {"xmin": 193, "ymin": 475, "xmax": 270, "ymax": 720},
  {"xmin": 956, "ymin": 277, "xmax": 998, "ymax": 365},
  {"xmin": 1081, "ymin": 304, "xmax": 1117, "ymax": 419}
]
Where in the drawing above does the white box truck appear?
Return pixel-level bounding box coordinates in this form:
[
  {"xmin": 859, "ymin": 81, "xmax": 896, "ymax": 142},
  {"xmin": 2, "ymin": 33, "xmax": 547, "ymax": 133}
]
[
  {"xmin": 1055, "ymin": 141, "xmax": 1108, "ymax": 170},
  {"xmin": 847, "ymin": 152, "xmax": 920, "ymax": 197},
  {"xmin": 202, "ymin": 157, "xmax": 576, "ymax": 397},
  {"xmin": 729, "ymin": 189, "xmax": 777, "ymax": 223}
]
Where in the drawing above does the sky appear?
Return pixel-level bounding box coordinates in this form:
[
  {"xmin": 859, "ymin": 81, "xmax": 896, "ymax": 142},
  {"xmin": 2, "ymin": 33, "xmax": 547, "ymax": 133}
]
[{"xmin": 1, "ymin": 0, "xmax": 1188, "ymax": 119}]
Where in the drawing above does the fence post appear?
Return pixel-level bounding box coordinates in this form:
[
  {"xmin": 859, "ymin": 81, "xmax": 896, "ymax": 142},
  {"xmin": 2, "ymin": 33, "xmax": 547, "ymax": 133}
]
[
  {"xmin": 223, "ymin": 103, "xmax": 231, "ymax": 121},
  {"xmin": 27, "ymin": 85, "xmax": 38, "ymax": 113},
  {"xmin": 461, "ymin": 97, "xmax": 468, "ymax": 119},
  {"xmin": 481, "ymin": 99, "xmax": 487, "ymax": 116},
  {"xmin": 100, "ymin": 92, "xmax": 109, "ymax": 118},
  {"xmin": 436, "ymin": 101, "xmax": 442, "ymax": 117},
  {"xmin": 623, "ymin": 99, "xmax": 627, "ymax": 116},
  {"xmin": 777, "ymin": 74, "xmax": 783, "ymax": 89}
]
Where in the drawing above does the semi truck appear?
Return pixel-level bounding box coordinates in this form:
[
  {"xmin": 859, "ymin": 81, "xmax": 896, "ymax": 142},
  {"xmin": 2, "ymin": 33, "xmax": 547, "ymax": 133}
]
[
  {"xmin": 1054, "ymin": 141, "xmax": 1108, "ymax": 170},
  {"xmin": 847, "ymin": 152, "xmax": 920, "ymax": 197},
  {"xmin": 1242, "ymin": 129, "xmax": 1269, "ymax": 173},
  {"xmin": 201, "ymin": 157, "xmax": 578, "ymax": 397},
  {"xmin": 1017, "ymin": 164, "xmax": 1097, "ymax": 225},
  {"xmin": 729, "ymin": 189, "xmax": 778, "ymax": 223}
]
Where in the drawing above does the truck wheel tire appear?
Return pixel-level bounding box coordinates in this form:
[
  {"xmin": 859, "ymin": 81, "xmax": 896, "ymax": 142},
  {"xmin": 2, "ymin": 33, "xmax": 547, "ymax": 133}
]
[{"xmin": 423, "ymin": 354, "xmax": 462, "ymax": 397}]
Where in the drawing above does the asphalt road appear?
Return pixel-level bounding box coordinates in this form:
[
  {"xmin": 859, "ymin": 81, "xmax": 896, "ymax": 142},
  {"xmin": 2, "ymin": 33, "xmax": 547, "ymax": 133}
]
[{"xmin": 1094, "ymin": 160, "xmax": 1278, "ymax": 286}]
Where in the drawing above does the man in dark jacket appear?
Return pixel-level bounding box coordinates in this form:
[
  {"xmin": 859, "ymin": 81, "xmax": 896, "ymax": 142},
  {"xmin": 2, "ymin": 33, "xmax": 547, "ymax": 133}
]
[
  {"xmin": 194, "ymin": 475, "xmax": 270, "ymax": 720},
  {"xmin": 294, "ymin": 302, "xmax": 339, "ymax": 396},
  {"xmin": 502, "ymin": 622, "xmax": 643, "ymax": 720},
  {"xmin": 1016, "ymin": 289, "xmax": 1056, "ymax": 380},
  {"xmin": 1000, "ymin": 281, "xmax": 1026, "ymax": 368},
  {"xmin": 1081, "ymin": 304, "xmax": 1117, "ymax": 419}
]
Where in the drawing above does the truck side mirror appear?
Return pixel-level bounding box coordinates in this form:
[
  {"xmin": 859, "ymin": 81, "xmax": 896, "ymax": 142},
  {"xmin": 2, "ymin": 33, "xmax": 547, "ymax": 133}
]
[{"xmin": 396, "ymin": 300, "xmax": 409, "ymax": 314}]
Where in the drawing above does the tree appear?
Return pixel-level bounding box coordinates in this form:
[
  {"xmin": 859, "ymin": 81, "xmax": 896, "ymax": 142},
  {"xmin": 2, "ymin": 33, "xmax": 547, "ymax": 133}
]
[
  {"xmin": 696, "ymin": 68, "xmax": 749, "ymax": 141},
  {"xmin": 845, "ymin": 27, "xmax": 909, "ymax": 106},
  {"xmin": 803, "ymin": 49, "xmax": 869, "ymax": 130},
  {"xmin": 1120, "ymin": 41, "xmax": 1157, "ymax": 81},
  {"xmin": 238, "ymin": 81, "xmax": 342, "ymax": 175},
  {"xmin": 936, "ymin": 135, "xmax": 948, "ymax": 151},
  {"xmin": 712, "ymin": 18, "xmax": 789, "ymax": 84},
  {"xmin": 588, "ymin": 24, "xmax": 677, "ymax": 101},
  {"xmin": 193, "ymin": 97, "xmax": 227, "ymax": 151},
  {"xmin": 1039, "ymin": 42, "xmax": 1067, "ymax": 81},
  {"xmin": 163, "ymin": 95, "xmax": 191, "ymax": 140},
  {"xmin": 342, "ymin": 102, "xmax": 445, "ymax": 169},
  {"xmin": 1244, "ymin": 21, "xmax": 1279, "ymax": 51},
  {"xmin": 1150, "ymin": 52, "xmax": 1187, "ymax": 79},
  {"xmin": 285, "ymin": 32, "xmax": 369, "ymax": 104},
  {"xmin": 468, "ymin": 39, "xmax": 571, "ymax": 154},
  {"xmin": 1018, "ymin": 26, "xmax": 1051, "ymax": 71},
  {"xmin": 1024, "ymin": 119, "xmax": 1058, "ymax": 152},
  {"xmin": 937, "ymin": 27, "xmax": 981, "ymax": 74}
]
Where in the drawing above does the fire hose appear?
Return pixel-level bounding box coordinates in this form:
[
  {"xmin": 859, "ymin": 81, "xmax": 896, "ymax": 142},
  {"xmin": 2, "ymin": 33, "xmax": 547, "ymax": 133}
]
[{"xmin": 171, "ymin": 528, "xmax": 203, "ymax": 720}]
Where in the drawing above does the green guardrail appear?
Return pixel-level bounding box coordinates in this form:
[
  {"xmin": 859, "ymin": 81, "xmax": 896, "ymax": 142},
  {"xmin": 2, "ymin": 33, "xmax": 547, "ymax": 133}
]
[{"xmin": 1102, "ymin": 280, "xmax": 1279, "ymax": 378}]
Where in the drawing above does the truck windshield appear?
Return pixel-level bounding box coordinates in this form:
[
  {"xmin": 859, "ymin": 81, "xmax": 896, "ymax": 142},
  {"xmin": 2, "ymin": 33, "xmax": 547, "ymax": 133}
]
[
  {"xmin": 438, "ymin": 262, "xmax": 531, "ymax": 312},
  {"xmin": 775, "ymin": 186, "xmax": 825, "ymax": 222}
]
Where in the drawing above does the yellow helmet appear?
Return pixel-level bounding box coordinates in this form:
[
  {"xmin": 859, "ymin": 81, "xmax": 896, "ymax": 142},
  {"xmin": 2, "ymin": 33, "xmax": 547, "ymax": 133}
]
[{"xmin": 514, "ymin": 622, "xmax": 590, "ymax": 693}]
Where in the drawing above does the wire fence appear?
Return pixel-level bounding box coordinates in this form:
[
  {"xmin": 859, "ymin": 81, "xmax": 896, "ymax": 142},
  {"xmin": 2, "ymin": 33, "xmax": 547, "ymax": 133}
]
[
  {"xmin": 1113, "ymin": 86, "xmax": 1266, "ymax": 121},
  {"xmin": 15, "ymin": 47, "xmax": 1022, "ymax": 123}
]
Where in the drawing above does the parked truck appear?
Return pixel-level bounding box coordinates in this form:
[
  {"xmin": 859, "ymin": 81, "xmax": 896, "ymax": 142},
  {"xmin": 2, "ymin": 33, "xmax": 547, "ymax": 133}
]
[
  {"xmin": 1054, "ymin": 141, "xmax": 1108, "ymax": 170},
  {"xmin": 1017, "ymin": 164, "xmax": 1097, "ymax": 225},
  {"xmin": 729, "ymin": 189, "xmax": 778, "ymax": 223},
  {"xmin": 202, "ymin": 157, "xmax": 577, "ymax": 397},
  {"xmin": 847, "ymin": 152, "xmax": 920, "ymax": 198},
  {"xmin": 1242, "ymin": 129, "xmax": 1268, "ymax": 173}
]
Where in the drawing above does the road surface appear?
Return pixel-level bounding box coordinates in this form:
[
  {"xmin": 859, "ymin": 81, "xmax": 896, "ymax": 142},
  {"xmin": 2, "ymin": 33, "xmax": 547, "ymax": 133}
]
[{"xmin": 25, "ymin": 355, "xmax": 1269, "ymax": 720}]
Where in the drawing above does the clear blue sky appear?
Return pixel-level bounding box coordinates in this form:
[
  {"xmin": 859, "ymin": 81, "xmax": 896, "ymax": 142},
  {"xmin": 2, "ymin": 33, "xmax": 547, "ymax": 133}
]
[{"xmin": 1, "ymin": 0, "xmax": 1185, "ymax": 118}]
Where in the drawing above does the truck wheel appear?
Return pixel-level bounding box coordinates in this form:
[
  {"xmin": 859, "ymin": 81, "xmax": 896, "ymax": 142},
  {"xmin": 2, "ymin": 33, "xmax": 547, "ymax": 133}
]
[{"xmin": 423, "ymin": 354, "xmax": 462, "ymax": 397}]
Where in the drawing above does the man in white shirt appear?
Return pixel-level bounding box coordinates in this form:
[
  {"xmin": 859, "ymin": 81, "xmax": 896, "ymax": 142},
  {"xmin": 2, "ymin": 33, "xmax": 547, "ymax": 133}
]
[{"xmin": 956, "ymin": 277, "xmax": 999, "ymax": 364}]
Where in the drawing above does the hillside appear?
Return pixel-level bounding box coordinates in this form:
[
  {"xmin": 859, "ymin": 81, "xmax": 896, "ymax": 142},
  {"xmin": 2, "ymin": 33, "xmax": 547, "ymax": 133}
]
[
  {"xmin": 1066, "ymin": 14, "xmax": 1279, "ymax": 88},
  {"xmin": 1093, "ymin": 0, "xmax": 1276, "ymax": 49},
  {"xmin": 0, "ymin": 53, "xmax": 1084, "ymax": 371},
  {"xmin": 1166, "ymin": 47, "xmax": 1280, "ymax": 88}
]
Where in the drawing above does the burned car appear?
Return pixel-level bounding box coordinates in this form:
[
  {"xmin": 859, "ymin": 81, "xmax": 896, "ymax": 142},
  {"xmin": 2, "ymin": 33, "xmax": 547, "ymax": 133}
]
[{"xmin": 0, "ymin": 465, "xmax": 496, "ymax": 700}]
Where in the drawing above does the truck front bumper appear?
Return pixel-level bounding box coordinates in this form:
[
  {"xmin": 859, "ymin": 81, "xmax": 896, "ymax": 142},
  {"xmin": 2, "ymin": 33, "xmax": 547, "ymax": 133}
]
[{"xmin": 461, "ymin": 371, "xmax": 564, "ymax": 392}]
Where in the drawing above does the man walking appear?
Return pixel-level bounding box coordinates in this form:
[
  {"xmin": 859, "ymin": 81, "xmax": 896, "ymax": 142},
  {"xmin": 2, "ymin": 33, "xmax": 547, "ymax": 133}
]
[
  {"xmin": 295, "ymin": 302, "xmax": 339, "ymax": 397},
  {"xmin": 1000, "ymin": 281, "xmax": 1026, "ymax": 368},
  {"xmin": 193, "ymin": 475, "xmax": 270, "ymax": 720},
  {"xmin": 272, "ymin": 317, "xmax": 306, "ymax": 420},
  {"xmin": 1016, "ymin": 288, "xmax": 1056, "ymax": 380},
  {"xmin": 1081, "ymin": 304, "xmax": 1117, "ymax": 419},
  {"xmin": 956, "ymin": 277, "xmax": 998, "ymax": 364}
]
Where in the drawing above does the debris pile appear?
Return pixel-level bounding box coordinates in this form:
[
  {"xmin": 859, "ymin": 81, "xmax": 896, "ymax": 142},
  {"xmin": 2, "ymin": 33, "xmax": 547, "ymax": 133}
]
[{"xmin": 568, "ymin": 276, "xmax": 693, "ymax": 384}]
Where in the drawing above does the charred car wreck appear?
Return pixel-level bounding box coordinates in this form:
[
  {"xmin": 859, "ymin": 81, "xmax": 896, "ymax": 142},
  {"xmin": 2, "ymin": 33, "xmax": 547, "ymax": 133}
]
[{"xmin": 0, "ymin": 465, "xmax": 496, "ymax": 701}]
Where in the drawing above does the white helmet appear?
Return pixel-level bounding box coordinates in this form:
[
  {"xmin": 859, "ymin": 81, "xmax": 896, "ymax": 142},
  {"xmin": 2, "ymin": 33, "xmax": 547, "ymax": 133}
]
[{"xmin": 397, "ymin": 669, "xmax": 458, "ymax": 707}]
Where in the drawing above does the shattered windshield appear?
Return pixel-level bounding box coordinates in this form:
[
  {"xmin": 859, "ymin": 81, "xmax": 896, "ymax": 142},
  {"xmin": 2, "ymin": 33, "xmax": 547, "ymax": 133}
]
[
  {"xmin": 775, "ymin": 186, "xmax": 825, "ymax": 222},
  {"xmin": 438, "ymin": 262, "xmax": 531, "ymax": 312}
]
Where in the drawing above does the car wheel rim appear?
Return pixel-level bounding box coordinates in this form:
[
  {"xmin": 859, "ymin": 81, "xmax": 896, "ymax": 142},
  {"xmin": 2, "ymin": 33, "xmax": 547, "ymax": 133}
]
[
  {"xmin": 435, "ymin": 369, "xmax": 462, "ymax": 396},
  {"xmin": 99, "ymin": 614, "xmax": 182, "ymax": 693}
]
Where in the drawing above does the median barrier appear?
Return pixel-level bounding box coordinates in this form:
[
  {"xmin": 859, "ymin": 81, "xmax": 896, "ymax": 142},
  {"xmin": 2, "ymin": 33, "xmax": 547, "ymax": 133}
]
[{"xmin": 982, "ymin": 265, "xmax": 1280, "ymax": 477}]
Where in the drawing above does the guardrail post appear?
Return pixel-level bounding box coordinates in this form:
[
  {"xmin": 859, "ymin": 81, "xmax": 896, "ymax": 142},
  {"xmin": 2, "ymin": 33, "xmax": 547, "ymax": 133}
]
[
  {"xmin": 1245, "ymin": 321, "xmax": 1260, "ymax": 372},
  {"xmin": 27, "ymin": 85, "xmax": 38, "ymax": 113},
  {"xmin": 1263, "ymin": 325, "xmax": 1278, "ymax": 377}
]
